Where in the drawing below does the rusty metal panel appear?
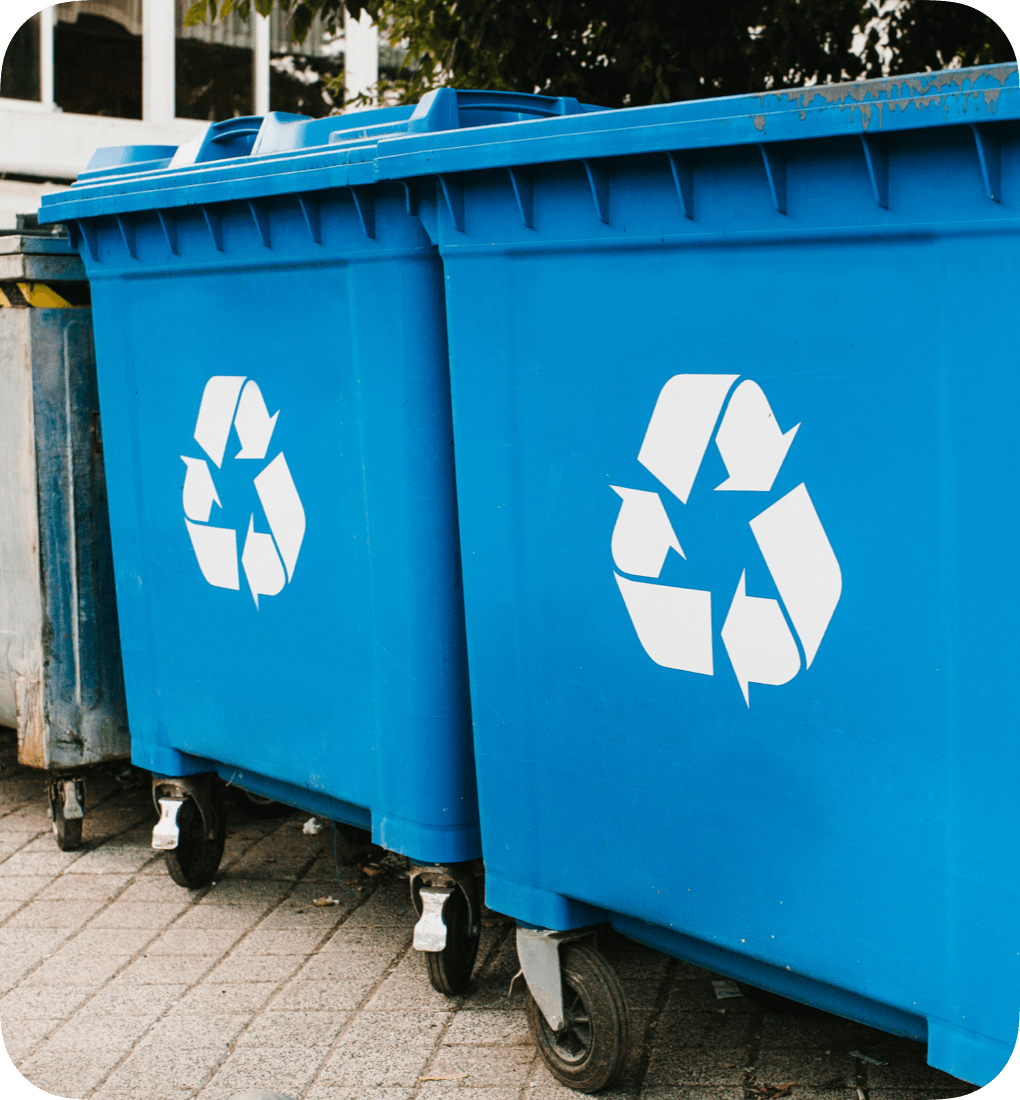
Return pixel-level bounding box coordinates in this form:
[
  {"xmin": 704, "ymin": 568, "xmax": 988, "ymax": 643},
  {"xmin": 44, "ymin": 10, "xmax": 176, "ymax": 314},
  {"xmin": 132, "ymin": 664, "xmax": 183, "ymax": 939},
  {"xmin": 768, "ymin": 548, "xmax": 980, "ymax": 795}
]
[{"xmin": 0, "ymin": 235, "xmax": 129, "ymax": 769}]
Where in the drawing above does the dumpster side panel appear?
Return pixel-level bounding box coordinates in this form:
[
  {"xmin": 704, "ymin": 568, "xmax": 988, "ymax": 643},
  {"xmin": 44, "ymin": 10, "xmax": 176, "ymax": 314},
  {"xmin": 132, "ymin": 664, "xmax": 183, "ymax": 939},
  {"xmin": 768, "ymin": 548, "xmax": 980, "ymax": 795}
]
[
  {"xmin": 438, "ymin": 119, "xmax": 1020, "ymax": 1082},
  {"xmin": 28, "ymin": 309, "xmax": 131, "ymax": 769},
  {"xmin": 0, "ymin": 307, "xmax": 43, "ymax": 755},
  {"xmin": 87, "ymin": 184, "xmax": 478, "ymax": 860}
]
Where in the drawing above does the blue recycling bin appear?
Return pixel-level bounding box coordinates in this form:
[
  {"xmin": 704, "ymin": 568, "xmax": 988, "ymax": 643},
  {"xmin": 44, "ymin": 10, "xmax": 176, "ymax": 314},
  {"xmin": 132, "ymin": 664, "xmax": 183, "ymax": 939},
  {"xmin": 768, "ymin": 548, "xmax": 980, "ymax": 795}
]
[
  {"xmin": 37, "ymin": 89, "xmax": 603, "ymax": 993},
  {"xmin": 408, "ymin": 66, "xmax": 1016, "ymax": 1088}
]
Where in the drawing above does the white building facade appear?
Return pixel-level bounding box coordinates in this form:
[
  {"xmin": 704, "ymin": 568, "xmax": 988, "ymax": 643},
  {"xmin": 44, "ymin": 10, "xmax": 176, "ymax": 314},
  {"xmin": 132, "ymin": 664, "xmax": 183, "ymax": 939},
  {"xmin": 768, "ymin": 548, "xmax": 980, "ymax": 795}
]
[{"xmin": 0, "ymin": 0, "xmax": 378, "ymax": 227}]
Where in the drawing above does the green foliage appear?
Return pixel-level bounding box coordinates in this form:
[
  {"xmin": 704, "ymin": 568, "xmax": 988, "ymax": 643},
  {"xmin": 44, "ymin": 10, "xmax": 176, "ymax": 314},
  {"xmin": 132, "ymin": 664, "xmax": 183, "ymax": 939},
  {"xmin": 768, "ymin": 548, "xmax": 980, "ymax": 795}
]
[{"xmin": 193, "ymin": 0, "xmax": 1014, "ymax": 108}]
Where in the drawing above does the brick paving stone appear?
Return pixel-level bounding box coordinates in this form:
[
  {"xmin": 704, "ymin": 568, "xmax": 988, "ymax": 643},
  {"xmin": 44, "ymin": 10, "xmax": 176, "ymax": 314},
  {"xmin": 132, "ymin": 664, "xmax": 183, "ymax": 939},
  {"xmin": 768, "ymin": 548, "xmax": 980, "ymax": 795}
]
[
  {"xmin": 639, "ymin": 1090, "xmax": 744, "ymax": 1100},
  {"xmin": 36, "ymin": 874, "xmax": 132, "ymax": 901},
  {"xmin": 67, "ymin": 854, "xmax": 161, "ymax": 877},
  {"xmin": 317, "ymin": 1046, "xmax": 434, "ymax": 1088},
  {"xmin": 41, "ymin": 1012, "xmax": 157, "ymax": 1051},
  {"xmin": 267, "ymin": 977, "xmax": 374, "ymax": 1013},
  {"xmin": 88, "ymin": 901, "xmax": 190, "ymax": 928},
  {"xmin": 115, "ymin": 878, "xmax": 204, "ymax": 904},
  {"xmin": 204, "ymin": 952, "xmax": 306, "ymax": 984},
  {"xmin": 16, "ymin": 1045, "xmax": 126, "ymax": 1095},
  {"xmin": 0, "ymin": 1015, "xmax": 64, "ymax": 1063},
  {"xmin": 296, "ymin": 944, "xmax": 402, "ymax": 981},
  {"xmin": 753, "ymin": 1051, "xmax": 856, "ymax": 1087},
  {"xmin": 119, "ymin": 955, "xmax": 219, "ymax": 985},
  {"xmin": 2, "ymin": 851, "xmax": 86, "ymax": 876},
  {"xmin": 173, "ymin": 981, "xmax": 280, "ymax": 1015},
  {"xmin": 78, "ymin": 981, "xmax": 188, "ymax": 1018},
  {"xmin": 146, "ymin": 928, "xmax": 246, "ymax": 955},
  {"xmin": 148, "ymin": 1010, "xmax": 252, "ymax": 1047},
  {"xmin": 343, "ymin": 1010, "xmax": 451, "ymax": 1048},
  {"xmin": 173, "ymin": 905, "xmax": 270, "ymax": 931},
  {"xmin": 58, "ymin": 927, "xmax": 158, "ymax": 956},
  {"xmin": 304, "ymin": 1088, "xmax": 413, "ymax": 1100},
  {"xmin": 0, "ymin": 926, "xmax": 73, "ymax": 957},
  {"xmin": 20, "ymin": 952, "xmax": 133, "ymax": 989},
  {"xmin": 418, "ymin": 1088, "xmax": 523, "ymax": 1100},
  {"xmin": 343, "ymin": 883, "xmax": 416, "ymax": 927},
  {"xmin": 0, "ymin": 875, "xmax": 52, "ymax": 901},
  {"xmin": 203, "ymin": 1041, "xmax": 334, "ymax": 1092},
  {"xmin": 6, "ymin": 898, "xmax": 108, "ymax": 928},
  {"xmin": 197, "ymin": 880, "xmax": 291, "ymax": 906},
  {"xmin": 0, "ymin": 982, "xmax": 92, "ymax": 1019},
  {"xmin": 644, "ymin": 1049, "xmax": 749, "ymax": 1087},
  {"xmin": 425, "ymin": 1046, "xmax": 536, "ymax": 1087},
  {"xmin": 231, "ymin": 928, "xmax": 325, "ymax": 955},
  {"xmin": 442, "ymin": 1009, "xmax": 533, "ymax": 1046},
  {"xmin": 103, "ymin": 1044, "xmax": 227, "ymax": 1092},
  {"xmin": 235, "ymin": 1009, "xmax": 351, "ymax": 1047}
]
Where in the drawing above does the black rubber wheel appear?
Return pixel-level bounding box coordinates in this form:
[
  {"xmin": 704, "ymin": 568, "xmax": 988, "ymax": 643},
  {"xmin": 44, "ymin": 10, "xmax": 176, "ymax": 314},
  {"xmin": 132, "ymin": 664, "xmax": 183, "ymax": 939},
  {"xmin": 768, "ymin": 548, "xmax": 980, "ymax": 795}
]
[
  {"xmin": 165, "ymin": 787, "xmax": 226, "ymax": 888},
  {"xmin": 234, "ymin": 789, "xmax": 294, "ymax": 819},
  {"xmin": 525, "ymin": 942, "xmax": 630, "ymax": 1093},
  {"xmin": 52, "ymin": 800, "xmax": 83, "ymax": 851},
  {"xmin": 424, "ymin": 876, "xmax": 481, "ymax": 996}
]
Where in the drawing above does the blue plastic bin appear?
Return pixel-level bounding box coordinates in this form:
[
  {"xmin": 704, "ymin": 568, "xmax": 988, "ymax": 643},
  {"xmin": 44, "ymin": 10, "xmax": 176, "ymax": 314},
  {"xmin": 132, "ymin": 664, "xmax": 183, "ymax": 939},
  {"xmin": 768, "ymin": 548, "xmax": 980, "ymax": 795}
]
[
  {"xmin": 37, "ymin": 88, "xmax": 603, "ymax": 990},
  {"xmin": 399, "ymin": 66, "xmax": 1015, "ymax": 1087}
]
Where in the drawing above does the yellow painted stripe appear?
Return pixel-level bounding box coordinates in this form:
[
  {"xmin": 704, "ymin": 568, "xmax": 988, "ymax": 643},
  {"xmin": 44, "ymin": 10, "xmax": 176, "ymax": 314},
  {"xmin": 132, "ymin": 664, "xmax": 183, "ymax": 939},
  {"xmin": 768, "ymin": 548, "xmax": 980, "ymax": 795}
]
[
  {"xmin": 16, "ymin": 282, "xmax": 75, "ymax": 308},
  {"xmin": 0, "ymin": 286, "xmax": 11, "ymax": 308}
]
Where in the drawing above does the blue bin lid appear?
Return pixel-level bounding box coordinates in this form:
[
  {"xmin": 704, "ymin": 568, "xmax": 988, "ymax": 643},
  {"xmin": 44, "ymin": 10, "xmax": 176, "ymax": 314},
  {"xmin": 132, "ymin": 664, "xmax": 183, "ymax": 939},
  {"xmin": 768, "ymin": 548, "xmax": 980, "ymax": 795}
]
[
  {"xmin": 39, "ymin": 65, "xmax": 1018, "ymax": 225},
  {"xmin": 40, "ymin": 88, "xmax": 604, "ymax": 222}
]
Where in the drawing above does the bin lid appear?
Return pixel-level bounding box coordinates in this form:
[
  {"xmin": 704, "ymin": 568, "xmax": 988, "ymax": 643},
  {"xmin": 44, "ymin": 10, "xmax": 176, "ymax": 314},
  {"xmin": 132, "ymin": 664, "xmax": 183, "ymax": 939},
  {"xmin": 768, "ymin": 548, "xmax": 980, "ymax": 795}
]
[
  {"xmin": 39, "ymin": 65, "xmax": 1018, "ymax": 225},
  {"xmin": 38, "ymin": 89, "xmax": 605, "ymax": 223}
]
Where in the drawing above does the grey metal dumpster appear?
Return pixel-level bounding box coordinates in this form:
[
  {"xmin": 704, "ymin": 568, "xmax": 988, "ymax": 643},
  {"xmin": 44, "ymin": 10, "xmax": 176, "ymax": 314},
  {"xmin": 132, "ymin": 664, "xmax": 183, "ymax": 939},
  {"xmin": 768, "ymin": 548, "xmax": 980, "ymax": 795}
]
[{"xmin": 0, "ymin": 227, "xmax": 129, "ymax": 848}]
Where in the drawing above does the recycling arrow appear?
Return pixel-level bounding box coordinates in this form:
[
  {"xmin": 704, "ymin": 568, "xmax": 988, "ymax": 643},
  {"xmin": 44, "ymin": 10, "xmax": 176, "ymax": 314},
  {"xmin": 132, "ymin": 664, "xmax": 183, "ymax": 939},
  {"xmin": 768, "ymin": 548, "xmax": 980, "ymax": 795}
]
[
  {"xmin": 612, "ymin": 375, "xmax": 841, "ymax": 704},
  {"xmin": 181, "ymin": 376, "xmax": 306, "ymax": 607},
  {"xmin": 610, "ymin": 486, "xmax": 684, "ymax": 578},
  {"xmin": 714, "ymin": 380, "xmax": 799, "ymax": 492}
]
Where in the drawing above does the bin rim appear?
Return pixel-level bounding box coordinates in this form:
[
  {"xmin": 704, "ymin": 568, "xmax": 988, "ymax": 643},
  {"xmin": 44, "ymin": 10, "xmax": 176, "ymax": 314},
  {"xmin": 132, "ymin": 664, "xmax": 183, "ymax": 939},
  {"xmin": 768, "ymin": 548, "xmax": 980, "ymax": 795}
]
[{"xmin": 39, "ymin": 62, "xmax": 1018, "ymax": 225}]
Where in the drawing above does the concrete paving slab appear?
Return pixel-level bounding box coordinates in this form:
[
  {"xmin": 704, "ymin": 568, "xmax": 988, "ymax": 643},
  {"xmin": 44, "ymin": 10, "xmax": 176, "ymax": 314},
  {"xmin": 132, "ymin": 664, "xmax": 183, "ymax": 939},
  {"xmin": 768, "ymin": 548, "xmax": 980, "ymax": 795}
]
[
  {"xmin": 0, "ymin": 875, "xmax": 53, "ymax": 901},
  {"xmin": 20, "ymin": 952, "xmax": 133, "ymax": 989},
  {"xmin": 118, "ymin": 955, "xmax": 220, "ymax": 985},
  {"xmin": 36, "ymin": 875, "xmax": 133, "ymax": 902},
  {"xmin": 203, "ymin": 1041, "xmax": 334, "ymax": 1092},
  {"xmin": 0, "ymin": 728, "xmax": 981, "ymax": 1100},
  {"xmin": 88, "ymin": 902, "xmax": 190, "ymax": 928},
  {"xmin": 172, "ymin": 981, "xmax": 280, "ymax": 1015}
]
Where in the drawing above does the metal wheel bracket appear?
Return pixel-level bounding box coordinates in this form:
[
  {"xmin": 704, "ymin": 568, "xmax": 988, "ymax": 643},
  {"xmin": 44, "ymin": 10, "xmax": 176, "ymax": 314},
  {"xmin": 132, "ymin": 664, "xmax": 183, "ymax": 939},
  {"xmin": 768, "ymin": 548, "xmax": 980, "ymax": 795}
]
[
  {"xmin": 409, "ymin": 863, "xmax": 481, "ymax": 938},
  {"xmin": 516, "ymin": 926, "xmax": 597, "ymax": 1032},
  {"xmin": 49, "ymin": 778, "xmax": 85, "ymax": 824},
  {"xmin": 151, "ymin": 774, "xmax": 220, "ymax": 841},
  {"xmin": 413, "ymin": 885, "xmax": 455, "ymax": 952},
  {"xmin": 152, "ymin": 798, "xmax": 185, "ymax": 850}
]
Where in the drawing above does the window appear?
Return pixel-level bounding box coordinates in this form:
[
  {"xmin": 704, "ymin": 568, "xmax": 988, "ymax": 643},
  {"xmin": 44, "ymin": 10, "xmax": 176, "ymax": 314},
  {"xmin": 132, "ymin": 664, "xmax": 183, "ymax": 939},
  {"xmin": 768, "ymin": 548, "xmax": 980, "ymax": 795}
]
[
  {"xmin": 269, "ymin": 8, "xmax": 342, "ymax": 118},
  {"xmin": 54, "ymin": 1, "xmax": 143, "ymax": 119},
  {"xmin": 175, "ymin": 0, "xmax": 254, "ymax": 120},
  {"xmin": 1, "ymin": 13, "xmax": 40, "ymax": 102}
]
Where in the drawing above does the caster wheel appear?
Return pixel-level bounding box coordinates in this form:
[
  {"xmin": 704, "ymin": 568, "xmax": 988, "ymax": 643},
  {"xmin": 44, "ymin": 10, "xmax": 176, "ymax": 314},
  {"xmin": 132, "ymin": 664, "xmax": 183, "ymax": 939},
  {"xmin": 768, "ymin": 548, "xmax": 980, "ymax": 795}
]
[
  {"xmin": 525, "ymin": 942, "xmax": 630, "ymax": 1093},
  {"xmin": 234, "ymin": 789, "xmax": 293, "ymax": 819},
  {"xmin": 425, "ymin": 875, "xmax": 481, "ymax": 996},
  {"xmin": 165, "ymin": 785, "xmax": 226, "ymax": 888},
  {"xmin": 49, "ymin": 781, "xmax": 84, "ymax": 851},
  {"xmin": 52, "ymin": 802, "xmax": 83, "ymax": 851}
]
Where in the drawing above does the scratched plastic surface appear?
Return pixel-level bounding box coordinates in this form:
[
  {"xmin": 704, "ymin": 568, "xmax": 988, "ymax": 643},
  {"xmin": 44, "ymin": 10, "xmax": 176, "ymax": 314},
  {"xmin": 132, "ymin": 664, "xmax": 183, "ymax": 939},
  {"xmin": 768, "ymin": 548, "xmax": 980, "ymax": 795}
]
[{"xmin": 418, "ymin": 66, "xmax": 1016, "ymax": 1087}]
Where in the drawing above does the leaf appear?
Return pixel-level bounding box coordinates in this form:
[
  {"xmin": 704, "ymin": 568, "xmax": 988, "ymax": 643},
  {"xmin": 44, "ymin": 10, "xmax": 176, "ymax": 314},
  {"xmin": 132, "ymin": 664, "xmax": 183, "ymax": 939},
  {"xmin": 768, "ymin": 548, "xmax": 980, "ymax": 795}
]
[
  {"xmin": 254, "ymin": 0, "xmax": 275, "ymax": 16},
  {"xmin": 183, "ymin": 0, "xmax": 213, "ymax": 27},
  {"xmin": 220, "ymin": 0, "xmax": 236, "ymax": 17}
]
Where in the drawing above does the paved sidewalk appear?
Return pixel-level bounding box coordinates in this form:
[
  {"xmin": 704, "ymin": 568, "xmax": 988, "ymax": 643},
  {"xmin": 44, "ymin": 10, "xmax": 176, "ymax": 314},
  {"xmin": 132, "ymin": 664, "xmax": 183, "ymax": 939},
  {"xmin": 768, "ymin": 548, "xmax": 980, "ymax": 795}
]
[{"xmin": 0, "ymin": 727, "xmax": 973, "ymax": 1100}]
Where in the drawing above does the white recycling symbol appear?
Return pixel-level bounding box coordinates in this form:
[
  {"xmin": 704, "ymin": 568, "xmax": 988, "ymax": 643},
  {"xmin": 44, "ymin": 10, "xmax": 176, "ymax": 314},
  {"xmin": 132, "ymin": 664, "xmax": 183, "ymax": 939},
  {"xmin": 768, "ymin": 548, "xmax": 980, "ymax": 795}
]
[
  {"xmin": 180, "ymin": 376, "xmax": 306, "ymax": 608},
  {"xmin": 611, "ymin": 374, "xmax": 842, "ymax": 705}
]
